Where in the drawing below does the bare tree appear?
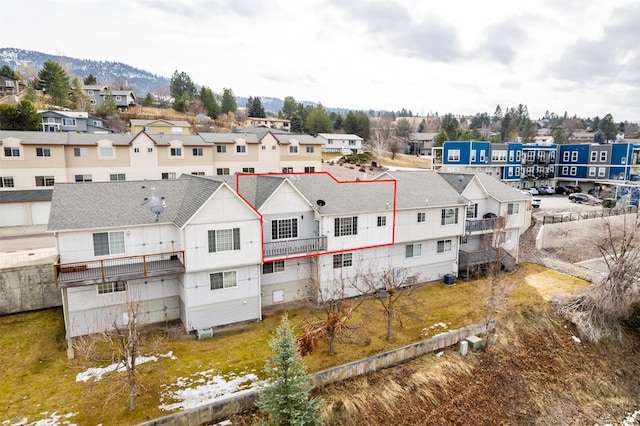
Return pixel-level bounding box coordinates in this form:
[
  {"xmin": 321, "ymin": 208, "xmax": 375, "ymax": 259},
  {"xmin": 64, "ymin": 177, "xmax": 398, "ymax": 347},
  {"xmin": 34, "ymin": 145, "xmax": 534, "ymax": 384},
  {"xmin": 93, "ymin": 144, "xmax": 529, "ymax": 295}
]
[
  {"xmin": 368, "ymin": 117, "xmax": 393, "ymax": 161},
  {"xmin": 558, "ymin": 210, "xmax": 640, "ymax": 342},
  {"xmin": 356, "ymin": 266, "xmax": 419, "ymax": 342},
  {"xmin": 387, "ymin": 137, "xmax": 403, "ymax": 160}
]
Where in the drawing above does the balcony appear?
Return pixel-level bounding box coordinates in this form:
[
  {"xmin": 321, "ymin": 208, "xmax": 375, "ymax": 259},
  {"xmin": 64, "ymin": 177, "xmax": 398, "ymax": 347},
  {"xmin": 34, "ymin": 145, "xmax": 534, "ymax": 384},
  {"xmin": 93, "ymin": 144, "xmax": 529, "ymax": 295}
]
[
  {"xmin": 54, "ymin": 251, "xmax": 185, "ymax": 288},
  {"xmin": 459, "ymin": 248, "xmax": 516, "ymax": 273},
  {"xmin": 264, "ymin": 236, "xmax": 327, "ymax": 258},
  {"xmin": 465, "ymin": 216, "xmax": 505, "ymax": 234}
]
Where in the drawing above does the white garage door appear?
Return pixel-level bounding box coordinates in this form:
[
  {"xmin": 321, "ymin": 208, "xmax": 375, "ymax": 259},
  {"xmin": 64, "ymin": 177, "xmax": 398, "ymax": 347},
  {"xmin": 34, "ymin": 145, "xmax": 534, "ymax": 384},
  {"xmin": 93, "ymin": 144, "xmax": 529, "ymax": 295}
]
[
  {"xmin": 30, "ymin": 202, "xmax": 51, "ymax": 225},
  {"xmin": 0, "ymin": 203, "xmax": 26, "ymax": 227}
]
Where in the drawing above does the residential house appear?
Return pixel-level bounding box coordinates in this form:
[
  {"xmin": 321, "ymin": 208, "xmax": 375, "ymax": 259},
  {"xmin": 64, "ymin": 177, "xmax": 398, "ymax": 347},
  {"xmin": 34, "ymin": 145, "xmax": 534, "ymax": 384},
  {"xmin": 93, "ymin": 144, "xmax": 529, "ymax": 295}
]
[
  {"xmin": 0, "ymin": 75, "xmax": 23, "ymax": 94},
  {"xmin": 243, "ymin": 117, "xmax": 291, "ymax": 131},
  {"xmin": 83, "ymin": 85, "xmax": 136, "ymax": 112},
  {"xmin": 130, "ymin": 119, "xmax": 193, "ymax": 135},
  {"xmin": 408, "ymin": 132, "xmax": 437, "ymax": 156},
  {"xmin": 316, "ymin": 133, "xmax": 364, "ymax": 154},
  {"xmin": 39, "ymin": 110, "xmax": 112, "ymax": 134}
]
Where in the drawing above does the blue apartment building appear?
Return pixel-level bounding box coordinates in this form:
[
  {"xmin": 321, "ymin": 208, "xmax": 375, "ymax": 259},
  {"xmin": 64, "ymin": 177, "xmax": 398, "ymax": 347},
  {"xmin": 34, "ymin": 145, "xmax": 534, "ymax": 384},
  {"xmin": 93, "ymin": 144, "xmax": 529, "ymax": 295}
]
[{"xmin": 435, "ymin": 140, "xmax": 640, "ymax": 191}]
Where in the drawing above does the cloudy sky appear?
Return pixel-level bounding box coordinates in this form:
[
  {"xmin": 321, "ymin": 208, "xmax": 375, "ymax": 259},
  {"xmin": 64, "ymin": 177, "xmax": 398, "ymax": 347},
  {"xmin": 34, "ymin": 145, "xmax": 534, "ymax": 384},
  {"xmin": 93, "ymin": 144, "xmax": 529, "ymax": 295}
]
[{"xmin": 2, "ymin": 0, "xmax": 639, "ymax": 121}]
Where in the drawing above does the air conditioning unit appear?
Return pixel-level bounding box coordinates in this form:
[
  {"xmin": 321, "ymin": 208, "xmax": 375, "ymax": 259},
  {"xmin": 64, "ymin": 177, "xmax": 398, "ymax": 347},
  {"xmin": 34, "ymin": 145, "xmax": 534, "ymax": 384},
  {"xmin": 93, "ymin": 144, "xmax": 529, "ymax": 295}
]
[
  {"xmin": 443, "ymin": 273, "xmax": 456, "ymax": 286},
  {"xmin": 196, "ymin": 327, "xmax": 213, "ymax": 340}
]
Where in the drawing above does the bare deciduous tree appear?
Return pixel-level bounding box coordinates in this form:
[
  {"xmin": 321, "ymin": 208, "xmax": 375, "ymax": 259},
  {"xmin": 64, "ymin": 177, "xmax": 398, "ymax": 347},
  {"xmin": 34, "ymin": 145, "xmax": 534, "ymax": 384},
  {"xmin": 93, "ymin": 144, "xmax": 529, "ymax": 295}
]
[
  {"xmin": 558, "ymin": 210, "xmax": 640, "ymax": 342},
  {"xmin": 368, "ymin": 117, "xmax": 393, "ymax": 161}
]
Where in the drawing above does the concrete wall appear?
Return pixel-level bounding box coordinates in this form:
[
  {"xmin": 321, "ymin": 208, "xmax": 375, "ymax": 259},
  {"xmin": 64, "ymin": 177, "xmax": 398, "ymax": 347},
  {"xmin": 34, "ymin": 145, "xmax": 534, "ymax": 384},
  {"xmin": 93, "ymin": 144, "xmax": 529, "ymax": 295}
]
[
  {"xmin": 137, "ymin": 320, "xmax": 495, "ymax": 426},
  {"xmin": 536, "ymin": 213, "xmax": 635, "ymax": 250},
  {"xmin": 0, "ymin": 254, "xmax": 61, "ymax": 314}
]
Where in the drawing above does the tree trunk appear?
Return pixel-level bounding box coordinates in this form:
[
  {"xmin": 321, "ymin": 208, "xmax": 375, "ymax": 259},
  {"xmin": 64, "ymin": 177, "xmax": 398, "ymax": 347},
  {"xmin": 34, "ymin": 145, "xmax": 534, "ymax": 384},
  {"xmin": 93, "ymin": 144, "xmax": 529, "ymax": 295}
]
[
  {"xmin": 329, "ymin": 332, "xmax": 335, "ymax": 356},
  {"xmin": 386, "ymin": 304, "xmax": 394, "ymax": 342}
]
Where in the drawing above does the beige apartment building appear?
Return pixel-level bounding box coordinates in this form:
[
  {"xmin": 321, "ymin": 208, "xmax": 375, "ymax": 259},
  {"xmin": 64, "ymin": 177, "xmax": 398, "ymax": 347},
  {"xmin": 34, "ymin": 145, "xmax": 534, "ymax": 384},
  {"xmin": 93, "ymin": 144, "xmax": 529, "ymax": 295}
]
[{"xmin": 0, "ymin": 129, "xmax": 323, "ymax": 226}]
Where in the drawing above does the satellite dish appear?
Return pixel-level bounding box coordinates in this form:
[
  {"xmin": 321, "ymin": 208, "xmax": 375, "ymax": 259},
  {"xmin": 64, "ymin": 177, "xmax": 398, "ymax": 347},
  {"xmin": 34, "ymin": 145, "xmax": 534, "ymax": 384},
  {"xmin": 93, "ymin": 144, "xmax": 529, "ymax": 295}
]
[
  {"xmin": 316, "ymin": 199, "xmax": 325, "ymax": 207},
  {"xmin": 145, "ymin": 188, "xmax": 166, "ymax": 222}
]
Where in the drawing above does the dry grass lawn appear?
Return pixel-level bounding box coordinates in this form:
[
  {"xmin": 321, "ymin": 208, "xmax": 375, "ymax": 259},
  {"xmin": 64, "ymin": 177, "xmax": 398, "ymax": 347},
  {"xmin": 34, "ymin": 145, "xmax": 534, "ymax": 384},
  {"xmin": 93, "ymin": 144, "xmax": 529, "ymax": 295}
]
[{"xmin": 0, "ymin": 264, "xmax": 615, "ymax": 425}]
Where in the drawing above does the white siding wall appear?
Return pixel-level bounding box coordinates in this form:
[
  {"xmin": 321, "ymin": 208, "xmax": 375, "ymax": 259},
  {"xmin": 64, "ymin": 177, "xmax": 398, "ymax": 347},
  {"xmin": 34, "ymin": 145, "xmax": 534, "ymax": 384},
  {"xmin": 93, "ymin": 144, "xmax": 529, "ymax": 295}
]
[
  {"xmin": 394, "ymin": 207, "xmax": 465, "ymax": 243},
  {"xmin": 322, "ymin": 211, "xmax": 394, "ymax": 252},
  {"xmin": 261, "ymin": 258, "xmax": 312, "ymax": 305}
]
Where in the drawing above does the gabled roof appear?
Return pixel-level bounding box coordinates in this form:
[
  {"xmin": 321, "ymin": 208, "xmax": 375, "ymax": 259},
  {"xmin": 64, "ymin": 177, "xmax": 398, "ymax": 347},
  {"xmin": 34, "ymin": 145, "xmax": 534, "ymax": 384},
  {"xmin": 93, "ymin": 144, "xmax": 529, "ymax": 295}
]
[
  {"xmin": 236, "ymin": 175, "xmax": 288, "ymax": 209},
  {"xmin": 48, "ymin": 176, "xmax": 224, "ymax": 231},
  {"xmin": 0, "ymin": 189, "xmax": 53, "ymax": 203},
  {"xmin": 439, "ymin": 172, "xmax": 529, "ymax": 203},
  {"xmin": 145, "ymin": 134, "xmax": 208, "ymax": 146},
  {"xmin": 0, "ymin": 131, "xmax": 69, "ymax": 145},
  {"xmin": 67, "ymin": 133, "xmax": 135, "ymax": 146},
  {"xmin": 198, "ymin": 132, "xmax": 260, "ymax": 144},
  {"xmin": 273, "ymin": 134, "xmax": 323, "ymax": 145},
  {"xmin": 316, "ymin": 133, "xmax": 363, "ymax": 141},
  {"xmin": 130, "ymin": 119, "xmax": 191, "ymax": 127},
  {"xmin": 377, "ymin": 170, "xmax": 466, "ymax": 208},
  {"xmin": 38, "ymin": 110, "xmax": 88, "ymax": 119}
]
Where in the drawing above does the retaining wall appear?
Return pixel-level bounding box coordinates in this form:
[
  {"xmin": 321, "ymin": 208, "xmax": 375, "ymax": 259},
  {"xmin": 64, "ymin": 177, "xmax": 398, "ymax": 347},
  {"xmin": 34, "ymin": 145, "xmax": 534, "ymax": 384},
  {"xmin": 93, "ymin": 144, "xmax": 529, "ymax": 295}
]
[
  {"xmin": 536, "ymin": 213, "xmax": 635, "ymax": 250},
  {"xmin": 138, "ymin": 320, "xmax": 495, "ymax": 426},
  {"xmin": 0, "ymin": 254, "xmax": 61, "ymax": 314}
]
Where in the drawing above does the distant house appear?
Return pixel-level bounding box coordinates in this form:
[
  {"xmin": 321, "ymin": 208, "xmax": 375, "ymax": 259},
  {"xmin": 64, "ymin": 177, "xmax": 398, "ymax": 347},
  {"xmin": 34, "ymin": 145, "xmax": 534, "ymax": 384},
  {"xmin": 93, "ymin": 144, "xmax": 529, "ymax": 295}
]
[
  {"xmin": 316, "ymin": 133, "xmax": 364, "ymax": 154},
  {"xmin": 0, "ymin": 75, "xmax": 23, "ymax": 94},
  {"xmin": 83, "ymin": 85, "xmax": 136, "ymax": 112},
  {"xmin": 38, "ymin": 110, "xmax": 112, "ymax": 134},
  {"xmin": 243, "ymin": 117, "xmax": 291, "ymax": 131},
  {"xmin": 409, "ymin": 132, "xmax": 437, "ymax": 156},
  {"xmin": 569, "ymin": 132, "xmax": 593, "ymax": 143},
  {"xmin": 130, "ymin": 119, "xmax": 193, "ymax": 135}
]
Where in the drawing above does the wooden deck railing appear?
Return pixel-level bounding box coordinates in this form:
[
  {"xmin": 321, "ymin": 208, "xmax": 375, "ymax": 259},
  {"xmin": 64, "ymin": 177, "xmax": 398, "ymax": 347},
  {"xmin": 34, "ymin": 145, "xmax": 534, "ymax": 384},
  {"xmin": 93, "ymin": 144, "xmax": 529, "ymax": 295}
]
[
  {"xmin": 264, "ymin": 236, "xmax": 327, "ymax": 257},
  {"xmin": 54, "ymin": 250, "xmax": 185, "ymax": 287}
]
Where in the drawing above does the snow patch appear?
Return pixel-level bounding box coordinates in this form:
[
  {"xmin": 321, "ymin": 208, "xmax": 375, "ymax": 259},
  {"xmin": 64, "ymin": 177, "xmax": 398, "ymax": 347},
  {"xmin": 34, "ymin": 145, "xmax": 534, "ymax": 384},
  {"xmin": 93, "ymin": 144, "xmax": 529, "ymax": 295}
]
[
  {"xmin": 597, "ymin": 409, "xmax": 640, "ymax": 426},
  {"xmin": 76, "ymin": 351, "xmax": 176, "ymax": 382},
  {"xmin": 159, "ymin": 369, "xmax": 260, "ymax": 411},
  {"xmin": 421, "ymin": 321, "xmax": 452, "ymax": 336},
  {"xmin": 571, "ymin": 335, "xmax": 581, "ymax": 343},
  {"xmin": 2, "ymin": 412, "xmax": 78, "ymax": 426}
]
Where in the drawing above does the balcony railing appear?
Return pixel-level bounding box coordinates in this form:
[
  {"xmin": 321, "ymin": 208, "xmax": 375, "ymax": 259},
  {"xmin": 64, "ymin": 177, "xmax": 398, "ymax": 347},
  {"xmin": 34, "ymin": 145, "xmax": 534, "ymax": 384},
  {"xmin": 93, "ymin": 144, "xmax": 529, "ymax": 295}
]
[
  {"xmin": 465, "ymin": 216, "xmax": 505, "ymax": 233},
  {"xmin": 54, "ymin": 250, "xmax": 185, "ymax": 288},
  {"xmin": 458, "ymin": 248, "xmax": 516, "ymax": 271},
  {"xmin": 264, "ymin": 236, "xmax": 327, "ymax": 258}
]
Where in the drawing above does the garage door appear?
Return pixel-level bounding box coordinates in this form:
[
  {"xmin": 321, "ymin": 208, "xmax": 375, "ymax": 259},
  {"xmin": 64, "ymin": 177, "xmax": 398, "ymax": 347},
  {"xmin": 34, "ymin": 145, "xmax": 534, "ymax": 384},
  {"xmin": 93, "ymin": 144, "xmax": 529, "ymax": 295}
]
[
  {"xmin": 30, "ymin": 202, "xmax": 51, "ymax": 225},
  {"xmin": 0, "ymin": 203, "xmax": 26, "ymax": 227}
]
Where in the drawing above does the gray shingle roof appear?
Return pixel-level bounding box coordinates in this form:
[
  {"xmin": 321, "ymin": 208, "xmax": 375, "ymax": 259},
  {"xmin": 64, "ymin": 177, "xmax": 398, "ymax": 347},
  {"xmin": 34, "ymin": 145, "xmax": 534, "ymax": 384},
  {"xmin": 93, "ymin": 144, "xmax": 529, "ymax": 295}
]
[
  {"xmin": 0, "ymin": 189, "xmax": 53, "ymax": 203},
  {"xmin": 198, "ymin": 133, "xmax": 259, "ymax": 143},
  {"xmin": 439, "ymin": 172, "xmax": 530, "ymax": 202},
  {"xmin": 377, "ymin": 170, "xmax": 467, "ymax": 208},
  {"xmin": 236, "ymin": 175, "xmax": 287, "ymax": 209},
  {"xmin": 273, "ymin": 134, "xmax": 323, "ymax": 145},
  {"xmin": 48, "ymin": 176, "xmax": 222, "ymax": 231},
  {"xmin": 67, "ymin": 133, "xmax": 135, "ymax": 146},
  {"xmin": 1, "ymin": 131, "xmax": 69, "ymax": 145},
  {"xmin": 146, "ymin": 134, "xmax": 208, "ymax": 146}
]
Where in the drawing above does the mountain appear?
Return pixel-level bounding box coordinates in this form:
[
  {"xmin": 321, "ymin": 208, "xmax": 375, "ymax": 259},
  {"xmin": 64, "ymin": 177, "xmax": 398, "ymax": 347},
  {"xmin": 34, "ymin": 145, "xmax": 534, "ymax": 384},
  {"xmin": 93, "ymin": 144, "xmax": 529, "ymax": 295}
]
[{"xmin": 0, "ymin": 48, "xmax": 358, "ymax": 115}]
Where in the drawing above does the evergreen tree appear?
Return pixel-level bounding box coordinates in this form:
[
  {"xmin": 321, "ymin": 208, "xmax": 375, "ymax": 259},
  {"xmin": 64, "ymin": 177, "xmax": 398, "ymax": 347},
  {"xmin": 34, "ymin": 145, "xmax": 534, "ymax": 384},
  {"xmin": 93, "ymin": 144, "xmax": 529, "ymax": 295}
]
[
  {"xmin": 143, "ymin": 92, "xmax": 154, "ymax": 107},
  {"xmin": 280, "ymin": 96, "xmax": 298, "ymax": 120},
  {"xmin": 256, "ymin": 315, "xmax": 321, "ymax": 426},
  {"xmin": 84, "ymin": 74, "xmax": 97, "ymax": 85},
  {"xmin": 220, "ymin": 88, "xmax": 237, "ymax": 115},
  {"xmin": 38, "ymin": 60, "xmax": 69, "ymax": 92},
  {"xmin": 290, "ymin": 112, "xmax": 305, "ymax": 133},
  {"xmin": 594, "ymin": 130, "xmax": 605, "ymax": 144},
  {"xmin": 70, "ymin": 78, "xmax": 91, "ymax": 112},
  {"xmin": 1, "ymin": 65, "xmax": 18, "ymax": 79},
  {"xmin": 199, "ymin": 86, "xmax": 219, "ymax": 119},
  {"xmin": 97, "ymin": 88, "xmax": 118, "ymax": 117},
  {"xmin": 246, "ymin": 96, "xmax": 266, "ymax": 118},
  {"xmin": 170, "ymin": 70, "xmax": 196, "ymax": 112},
  {"xmin": 0, "ymin": 101, "xmax": 40, "ymax": 130},
  {"xmin": 305, "ymin": 104, "xmax": 333, "ymax": 135}
]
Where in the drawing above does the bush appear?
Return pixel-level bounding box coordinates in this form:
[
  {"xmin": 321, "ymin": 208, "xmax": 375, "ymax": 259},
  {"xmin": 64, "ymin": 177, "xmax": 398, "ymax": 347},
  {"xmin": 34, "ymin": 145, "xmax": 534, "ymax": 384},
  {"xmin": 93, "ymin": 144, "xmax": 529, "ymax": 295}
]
[{"xmin": 340, "ymin": 152, "xmax": 372, "ymax": 164}]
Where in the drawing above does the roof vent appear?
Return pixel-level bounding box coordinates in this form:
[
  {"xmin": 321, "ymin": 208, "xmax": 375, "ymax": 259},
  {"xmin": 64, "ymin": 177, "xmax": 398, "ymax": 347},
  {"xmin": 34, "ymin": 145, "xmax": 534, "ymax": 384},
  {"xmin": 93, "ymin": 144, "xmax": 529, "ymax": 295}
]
[{"xmin": 316, "ymin": 199, "xmax": 326, "ymax": 207}]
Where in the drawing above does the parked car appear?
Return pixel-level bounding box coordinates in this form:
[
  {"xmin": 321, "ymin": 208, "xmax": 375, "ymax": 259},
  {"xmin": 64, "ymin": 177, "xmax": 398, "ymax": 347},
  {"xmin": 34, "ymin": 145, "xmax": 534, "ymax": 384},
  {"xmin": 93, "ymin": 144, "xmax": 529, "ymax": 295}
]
[
  {"xmin": 555, "ymin": 186, "xmax": 571, "ymax": 195},
  {"xmin": 534, "ymin": 186, "xmax": 553, "ymax": 195},
  {"xmin": 568, "ymin": 193, "xmax": 602, "ymax": 205},
  {"xmin": 522, "ymin": 187, "xmax": 539, "ymax": 195},
  {"xmin": 520, "ymin": 191, "xmax": 541, "ymax": 208},
  {"xmin": 567, "ymin": 185, "xmax": 582, "ymax": 193}
]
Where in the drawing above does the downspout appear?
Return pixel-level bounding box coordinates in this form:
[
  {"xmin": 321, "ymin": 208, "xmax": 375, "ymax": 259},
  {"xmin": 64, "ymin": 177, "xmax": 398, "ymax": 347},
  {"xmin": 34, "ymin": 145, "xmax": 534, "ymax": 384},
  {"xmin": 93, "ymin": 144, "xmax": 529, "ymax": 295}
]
[{"xmin": 61, "ymin": 287, "xmax": 74, "ymax": 359}]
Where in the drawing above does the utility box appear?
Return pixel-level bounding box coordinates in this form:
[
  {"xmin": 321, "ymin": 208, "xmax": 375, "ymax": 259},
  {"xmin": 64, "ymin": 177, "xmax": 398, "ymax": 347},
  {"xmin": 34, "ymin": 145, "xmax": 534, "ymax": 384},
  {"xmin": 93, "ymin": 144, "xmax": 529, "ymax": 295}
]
[
  {"xmin": 465, "ymin": 335, "xmax": 483, "ymax": 351},
  {"xmin": 196, "ymin": 327, "xmax": 213, "ymax": 340},
  {"xmin": 443, "ymin": 273, "xmax": 456, "ymax": 286}
]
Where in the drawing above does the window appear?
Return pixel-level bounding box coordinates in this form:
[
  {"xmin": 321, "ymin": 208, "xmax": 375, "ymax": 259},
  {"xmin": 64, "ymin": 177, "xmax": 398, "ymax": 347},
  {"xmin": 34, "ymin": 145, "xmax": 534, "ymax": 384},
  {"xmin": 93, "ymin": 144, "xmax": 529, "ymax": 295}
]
[
  {"xmin": 242, "ymin": 167, "xmax": 255, "ymax": 173},
  {"xmin": 289, "ymin": 146, "xmax": 298, "ymax": 154},
  {"xmin": 417, "ymin": 212, "xmax": 426, "ymax": 223},
  {"xmin": 440, "ymin": 208, "xmax": 459, "ymax": 225},
  {"xmin": 35, "ymin": 176, "xmax": 54, "ymax": 187},
  {"xmin": 304, "ymin": 166, "xmax": 315, "ymax": 173},
  {"xmin": 507, "ymin": 203, "xmax": 519, "ymax": 215},
  {"xmin": 509, "ymin": 151, "xmax": 514, "ymax": 162},
  {"xmin": 110, "ymin": 173, "xmax": 126, "ymax": 181},
  {"xmin": 100, "ymin": 147, "xmax": 114, "ymax": 157},
  {"xmin": 516, "ymin": 151, "xmax": 521, "ymax": 161},
  {"xmin": 515, "ymin": 167, "xmax": 520, "ymax": 176},
  {"xmin": 570, "ymin": 166, "xmax": 577, "ymax": 175},
  {"xmin": 333, "ymin": 253, "xmax": 353, "ymax": 268},
  {"xmin": 262, "ymin": 145, "xmax": 266, "ymax": 150},
  {"xmin": 466, "ymin": 203, "xmax": 478, "ymax": 218},
  {"xmin": 306, "ymin": 146, "xmax": 314, "ymax": 153},
  {"xmin": 191, "ymin": 171, "xmax": 205, "ymax": 176},
  {"xmin": 216, "ymin": 168, "xmax": 230, "ymax": 175},
  {"xmin": 480, "ymin": 151, "xmax": 486, "ymax": 162},
  {"xmin": 282, "ymin": 167, "xmax": 293, "ymax": 173},
  {"xmin": 600, "ymin": 151, "xmax": 607, "ymax": 162},
  {"xmin": 210, "ymin": 271, "xmax": 237, "ymax": 290},
  {"xmin": 447, "ymin": 149, "xmax": 460, "ymax": 162},
  {"xmin": 263, "ymin": 261, "xmax": 285, "ymax": 274},
  {"xmin": 161, "ymin": 172, "xmax": 176, "ymax": 180},
  {"xmin": 590, "ymin": 151, "xmax": 598, "ymax": 162},
  {"xmin": 74, "ymin": 174, "xmax": 92, "ymax": 182},
  {"xmin": 377, "ymin": 216, "xmax": 387, "ymax": 227},
  {"xmin": 217, "ymin": 145, "xmax": 227, "ymax": 153},
  {"xmin": 4, "ymin": 147, "xmax": 20, "ymax": 157},
  {"xmin": 272, "ymin": 218, "xmax": 298, "ymax": 240},
  {"xmin": 90, "ymin": 99, "xmax": 97, "ymax": 105},
  {"xmin": 74, "ymin": 147, "xmax": 88, "ymax": 157},
  {"xmin": 170, "ymin": 147, "xmax": 182, "ymax": 157},
  {"xmin": 0, "ymin": 176, "xmax": 15, "ymax": 187},
  {"xmin": 93, "ymin": 231, "xmax": 125, "ymax": 256},
  {"xmin": 192, "ymin": 148, "xmax": 203, "ymax": 156},
  {"xmin": 405, "ymin": 243, "xmax": 422, "ymax": 258},
  {"xmin": 115, "ymin": 95, "xmax": 122, "ymax": 101},
  {"xmin": 571, "ymin": 151, "xmax": 578, "ymax": 162},
  {"xmin": 93, "ymin": 121, "xmax": 102, "ymax": 127},
  {"xmin": 133, "ymin": 147, "xmax": 140, "ymax": 153},
  {"xmin": 334, "ymin": 216, "xmax": 358, "ymax": 236},
  {"xmin": 147, "ymin": 147, "xmax": 153, "ymax": 153},
  {"xmin": 563, "ymin": 151, "xmax": 570, "ymax": 162},
  {"xmin": 491, "ymin": 150, "xmax": 507, "ymax": 161},
  {"xmin": 86, "ymin": 89, "xmax": 94, "ymax": 95},
  {"xmin": 589, "ymin": 167, "xmax": 596, "ymax": 177},
  {"xmin": 508, "ymin": 168, "xmax": 513, "ymax": 177},
  {"xmin": 437, "ymin": 239, "xmax": 452, "ymax": 253},
  {"xmin": 561, "ymin": 166, "xmax": 568, "ymax": 175},
  {"xmin": 98, "ymin": 280, "xmax": 126, "ymax": 294},
  {"xmin": 460, "ymin": 235, "xmax": 468, "ymax": 244},
  {"xmin": 208, "ymin": 228, "xmax": 241, "ymax": 252},
  {"xmin": 471, "ymin": 150, "xmax": 476, "ymax": 162},
  {"xmin": 272, "ymin": 146, "xmax": 276, "ymax": 150},
  {"xmin": 236, "ymin": 145, "xmax": 246, "ymax": 153},
  {"xmin": 598, "ymin": 167, "xmax": 606, "ymax": 177},
  {"xmin": 62, "ymin": 118, "xmax": 76, "ymax": 126},
  {"xmin": 36, "ymin": 147, "xmax": 51, "ymax": 157}
]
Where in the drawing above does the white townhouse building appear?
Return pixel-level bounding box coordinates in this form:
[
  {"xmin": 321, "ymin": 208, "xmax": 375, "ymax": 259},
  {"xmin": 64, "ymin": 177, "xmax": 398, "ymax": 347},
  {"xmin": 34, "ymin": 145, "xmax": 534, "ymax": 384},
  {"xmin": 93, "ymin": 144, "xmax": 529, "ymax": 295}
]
[
  {"xmin": 47, "ymin": 170, "xmax": 531, "ymax": 349},
  {"xmin": 316, "ymin": 133, "xmax": 364, "ymax": 154}
]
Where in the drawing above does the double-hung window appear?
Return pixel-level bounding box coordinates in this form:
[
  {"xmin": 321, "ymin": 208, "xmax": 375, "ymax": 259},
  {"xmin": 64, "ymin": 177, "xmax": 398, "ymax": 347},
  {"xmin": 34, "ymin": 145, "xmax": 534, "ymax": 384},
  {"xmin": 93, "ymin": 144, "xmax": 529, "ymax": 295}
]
[
  {"xmin": 334, "ymin": 216, "xmax": 357, "ymax": 237},
  {"xmin": 208, "ymin": 228, "xmax": 241, "ymax": 252},
  {"xmin": 441, "ymin": 208, "xmax": 459, "ymax": 225},
  {"xmin": 236, "ymin": 145, "xmax": 246, "ymax": 153},
  {"xmin": 36, "ymin": 147, "xmax": 51, "ymax": 157},
  {"xmin": 417, "ymin": 212, "xmax": 426, "ymax": 223},
  {"xmin": 507, "ymin": 203, "xmax": 519, "ymax": 215},
  {"xmin": 35, "ymin": 176, "xmax": 54, "ymax": 187},
  {"xmin": 0, "ymin": 176, "xmax": 15, "ymax": 187},
  {"xmin": 272, "ymin": 218, "xmax": 298, "ymax": 240},
  {"xmin": 333, "ymin": 253, "xmax": 353, "ymax": 268},
  {"xmin": 437, "ymin": 239, "xmax": 452, "ymax": 253},
  {"xmin": 216, "ymin": 145, "xmax": 226, "ymax": 153},
  {"xmin": 4, "ymin": 147, "xmax": 20, "ymax": 157},
  {"xmin": 98, "ymin": 280, "xmax": 126, "ymax": 294},
  {"xmin": 406, "ymin": 243, "xmax": 422, "ymax": 258},
  {"xmin": 263, "ymin": 261, "xmax": 285, "ymax": 274},
  {"xmin": 377, "ymin": 216, "xmax": 387, "ymax": 227},
  {"xmin": 93, "ymin": 231, "xmax": 125, "ymax": 256},
  {"xmin": 210, "ymin": 271, "xmax": 237, "ymax": 290},
  {"xmin": 192, "ymin": 148, "xmax": 203, "ymax": 156},
  {"xmin": 170, "ymin": 147, "xmax": 182, "ymax": 157}
]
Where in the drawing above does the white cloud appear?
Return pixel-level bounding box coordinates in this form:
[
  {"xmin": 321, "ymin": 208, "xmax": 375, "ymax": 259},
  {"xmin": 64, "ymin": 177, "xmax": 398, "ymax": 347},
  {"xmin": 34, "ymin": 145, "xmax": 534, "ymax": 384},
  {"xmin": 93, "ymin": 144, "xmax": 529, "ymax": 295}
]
[{"xmin": 1, "ymin": 0, "xmax": 638, "ymax": 120}]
